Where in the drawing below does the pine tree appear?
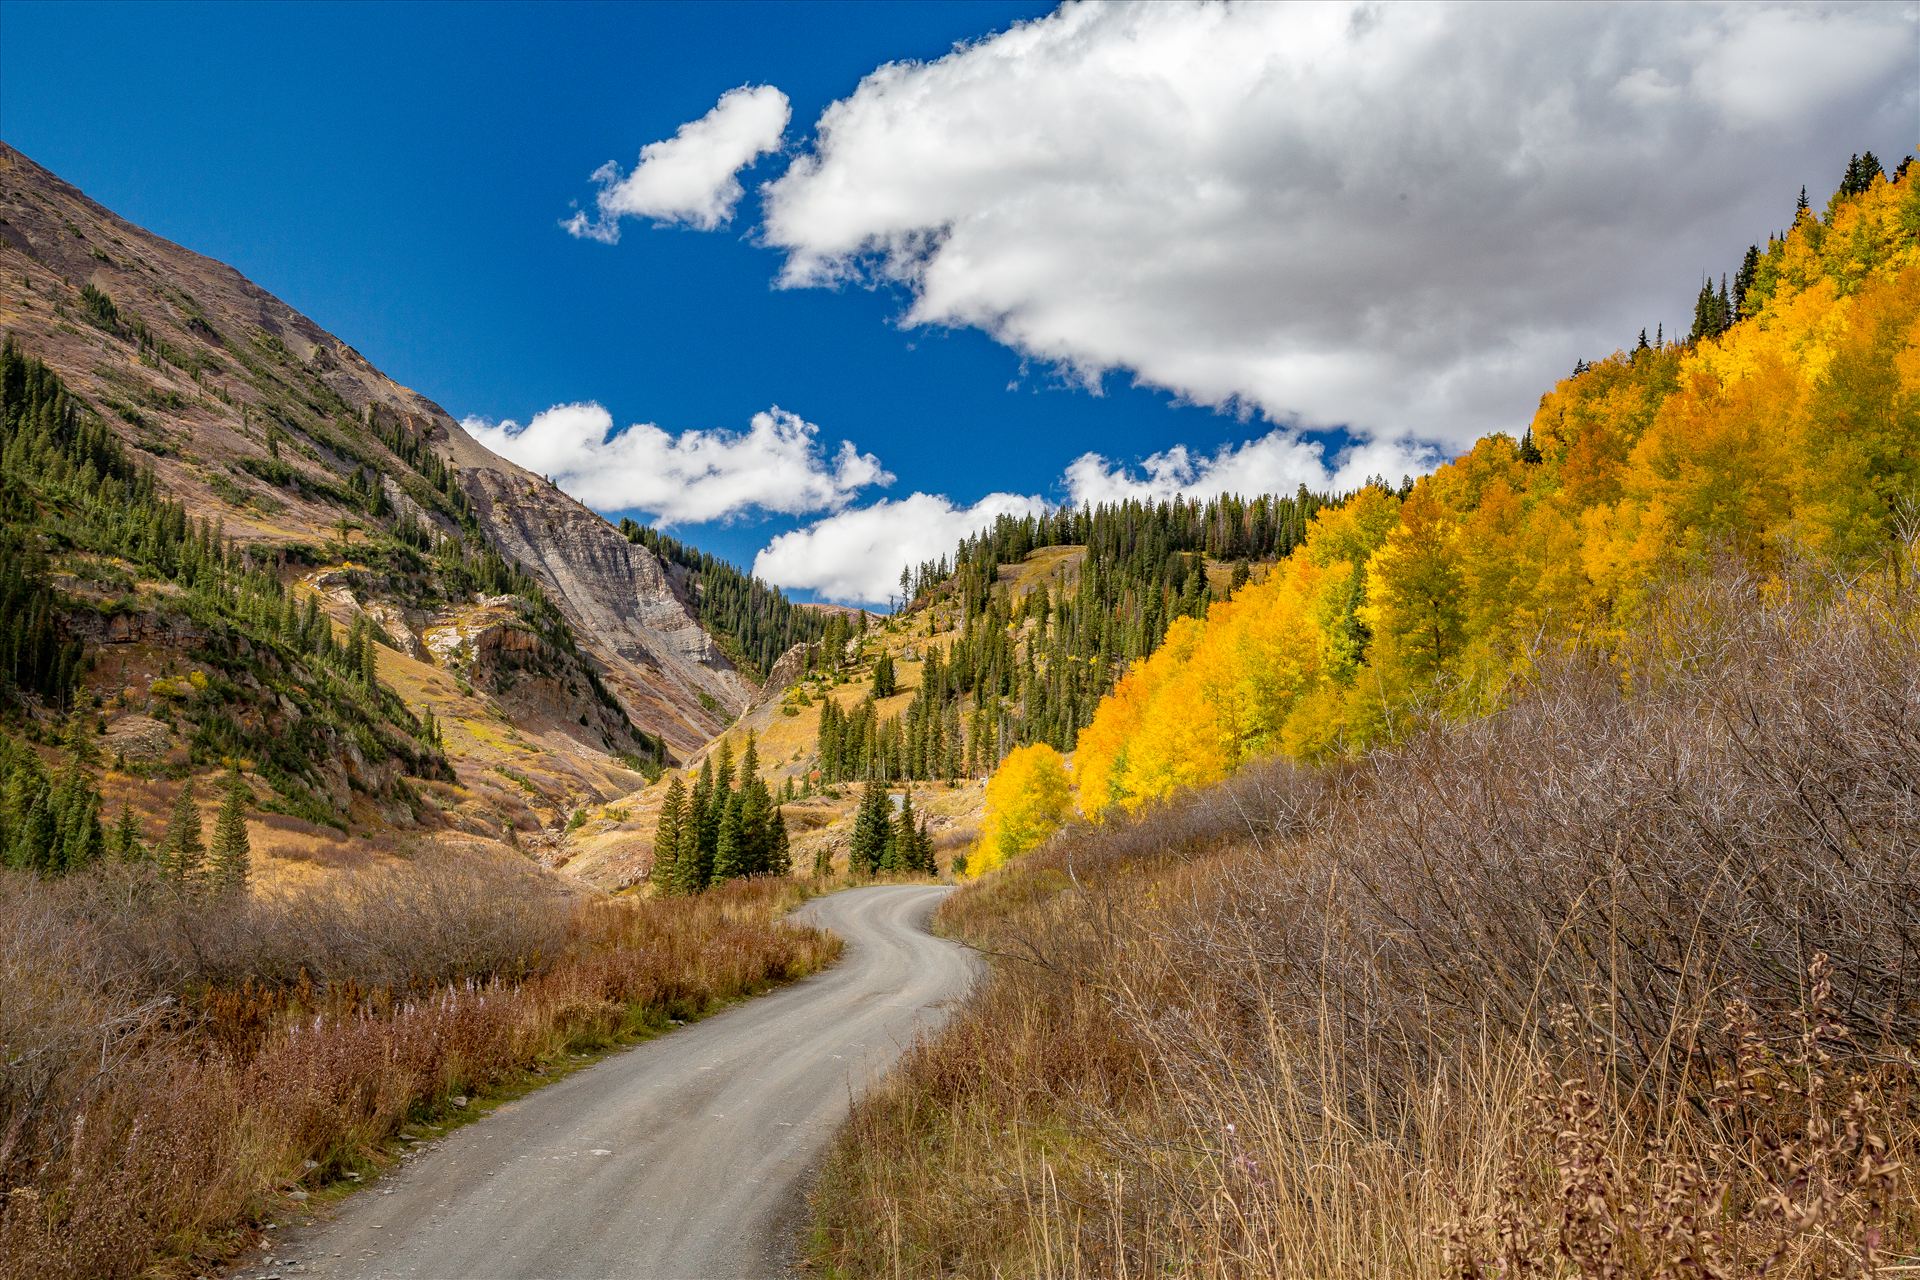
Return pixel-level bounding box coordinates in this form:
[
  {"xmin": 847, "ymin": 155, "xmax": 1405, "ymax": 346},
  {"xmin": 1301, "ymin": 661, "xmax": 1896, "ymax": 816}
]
[
  {"xmin": 651, "ymin": 774, "xmax": 687, "ymax": 893},
  {"xmin": 1733, "ymin": 244, "xmax": 1761, "ymax": 319},
  {"xmin": 159, "ymin": 778, "xmax": 205, "ymax": 888},
  {"xmin": 713, "ymin": 789, "xmax": 746, "ymax": 882},
  {"xmin": 915, "ymin": 815, "xmax": 936, "ymax": 875},
  {"xmin": 872, "ymin": 651, "xmax": 897, "ymax": 698},
  {"xmin": 672, "ymin": 798, "xmax": 708, "ymax": 895},
  {"xmin": 111, "ymin": 802, "xmax": 146, "ymax": 862},
  {"xmin": 767, "ymin": 807, "xmax": 791, "ymax": 876},
  {"xmin": 848, "ymin": 780, "xmax": 890, "ymax": 877},
  {"xmin": 209, "ymin": 763, "xmax": 252, "ymax": 893},
  {"xmin": 691, "ymin": 755, "xmax": 718, "ymax": 881},
  {"xmin": 50, "ymin": 751, "xmax": 104, "ymax": 873},
  {"xmin": 890, "ymin": 788, "xmax": 923, "ymax": 876}
]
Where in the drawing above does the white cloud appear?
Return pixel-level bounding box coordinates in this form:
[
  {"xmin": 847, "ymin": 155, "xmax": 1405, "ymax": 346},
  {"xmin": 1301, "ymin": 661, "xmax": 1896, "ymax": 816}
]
[
  {"xmin": 760, "ymin": 1, "xmax": 1915, "ymax": 448},
  {"xmin": 460, "ymin": 403, "xmax": 891, "ymax": 526},
  {"xmin": 753, "ymin": 492, "xmax": 1047, "ymax": 605},
  {"xmin": 565, "ymin": 84, "xmax": 790, "ymax": 240},
  {"xmin": 1064, "ymin": 430, "xmax": 1439, "ymax": 508}
]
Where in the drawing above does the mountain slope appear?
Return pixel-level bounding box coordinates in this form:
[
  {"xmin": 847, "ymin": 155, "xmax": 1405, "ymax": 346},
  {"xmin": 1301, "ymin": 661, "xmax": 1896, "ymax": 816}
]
[
  {"xmin": 0, "ymin": 143, "xmax": 777, "ymax": 863},
  {"xmin": 0, "ymin": 142, "xmax": 750, "ymax": 760}
]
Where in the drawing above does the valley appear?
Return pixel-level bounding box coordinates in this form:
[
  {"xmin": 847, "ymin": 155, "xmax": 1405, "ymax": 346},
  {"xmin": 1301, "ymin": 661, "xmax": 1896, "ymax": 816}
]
[{"xmin": 2, "ymin": 19, "xmax": 1916, "ymax": 1278}]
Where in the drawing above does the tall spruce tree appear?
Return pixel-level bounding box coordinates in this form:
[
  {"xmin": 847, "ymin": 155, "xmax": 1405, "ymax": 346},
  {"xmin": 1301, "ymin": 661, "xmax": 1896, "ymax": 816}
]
[
  {"xmin": 651, "ymin": 774, "xmax": 687, "ymax": 894},
  {"xmin": 849, "ymin": 781, "xmax": 890, "ymax": 877},
  {"xmin": 736, "ymin": 734, "xmax": 771, "ymax": 873},
  {"xmin": 767, "ymin": 807, "xmax": 791, "ymax": 876},
  {"xmin": 691, "ymin": 755, "xmax": 718, "ymax": 883},
  {"xmin": 50, "ymin": 752, "xmax": 104, "ymax": 873},
  {"xmin": 713, "ymin": 789, "xmax": 747, "ymax": 882},
  {"xmin": 160, "ymin": 778, "xmax": 205, "ymax": 888},
  {"xmin": 209, "ymin": 763, "xmax": 252, "ymax": 893},
  {"xmin": 110, "ymin": 802, "xmax": 146, "ymax": 862},
  {"xmin": 672, "ymin": 797, "xmax": 708, "ymax": 895},
  {"xmin": 888, "ymin": 788, "xmax": 923, "ymax": 875}
]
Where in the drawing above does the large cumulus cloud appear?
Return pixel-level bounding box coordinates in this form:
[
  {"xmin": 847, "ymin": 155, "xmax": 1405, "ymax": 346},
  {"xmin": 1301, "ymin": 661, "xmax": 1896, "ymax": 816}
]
[{"xmin": 760, "ymin": 1, "xmax": 1914, "ymax": 446}]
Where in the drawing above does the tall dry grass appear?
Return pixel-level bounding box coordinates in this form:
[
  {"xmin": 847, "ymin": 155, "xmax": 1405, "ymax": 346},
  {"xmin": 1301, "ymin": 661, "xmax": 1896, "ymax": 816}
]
[
  {"xmin": 809, "ymin": 559, "xmax": 1920, "ymax": 1277},
  {"xmin": 0, "ymin": 853, "xmax": 838, "ymax": 1279}
]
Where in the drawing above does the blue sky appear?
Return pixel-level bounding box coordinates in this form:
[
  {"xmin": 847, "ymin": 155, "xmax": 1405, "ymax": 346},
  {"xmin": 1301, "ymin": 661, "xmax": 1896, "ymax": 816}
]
[{"xmin": 3, "ymin": 1, "xmax": 1912, "ymax": 602}]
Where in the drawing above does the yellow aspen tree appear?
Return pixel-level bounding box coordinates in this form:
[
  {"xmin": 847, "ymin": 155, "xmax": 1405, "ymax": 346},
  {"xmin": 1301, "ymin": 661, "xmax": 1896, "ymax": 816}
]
[{"xmin": 971, "ymin": 743, "xmax": 1072, "ymax": 877}]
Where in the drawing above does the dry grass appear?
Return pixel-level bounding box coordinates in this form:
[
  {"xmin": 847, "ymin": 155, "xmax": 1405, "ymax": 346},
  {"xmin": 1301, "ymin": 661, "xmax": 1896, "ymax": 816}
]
[
  {"xmin": 0, "ymin": 855, "xmax": 838, "ymax": 1279},
  {"xmin": 807, "ymin": 559, "xmax": 1920, "ymax": 1277}
]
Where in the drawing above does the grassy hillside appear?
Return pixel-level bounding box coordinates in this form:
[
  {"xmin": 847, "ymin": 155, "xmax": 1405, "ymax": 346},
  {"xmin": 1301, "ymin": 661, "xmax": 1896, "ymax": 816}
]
[{"xmin": 812, "ymin": 558, "xmax": 1920, "ymax": 1275}]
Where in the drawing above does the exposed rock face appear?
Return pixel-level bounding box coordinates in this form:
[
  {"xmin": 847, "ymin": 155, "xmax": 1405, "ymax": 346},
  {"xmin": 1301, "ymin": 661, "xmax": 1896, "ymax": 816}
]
[
  {"xmin": 0, "ymin": 141, "xmax": 749, "ymax": 760},
  {"xmin": 760, "ymin": 643, "xmax": 811, "ymax": 699},
  {"xmin": 444, "ymin": 455, "xmax": 751, "ymax": 753}
]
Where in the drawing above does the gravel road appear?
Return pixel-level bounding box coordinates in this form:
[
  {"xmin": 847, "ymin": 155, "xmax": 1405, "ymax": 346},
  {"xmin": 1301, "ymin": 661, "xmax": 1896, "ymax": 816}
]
[{"xmin": 250, "ymin": 884, "xmax": 973, "ymax": 1280}]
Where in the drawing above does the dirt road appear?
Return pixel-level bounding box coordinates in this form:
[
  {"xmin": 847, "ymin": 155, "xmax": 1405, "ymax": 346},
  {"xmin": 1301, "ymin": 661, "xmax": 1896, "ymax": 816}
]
[{"xmin": 254, "ymin": 884, "xmax": 972, "ymax": 1280}]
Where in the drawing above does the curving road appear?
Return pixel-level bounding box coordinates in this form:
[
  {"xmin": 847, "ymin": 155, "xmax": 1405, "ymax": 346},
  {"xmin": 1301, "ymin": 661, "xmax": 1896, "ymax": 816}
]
[{"xmin": 250, "ymin": 885, "xmax": 972, "ymax": 1280}]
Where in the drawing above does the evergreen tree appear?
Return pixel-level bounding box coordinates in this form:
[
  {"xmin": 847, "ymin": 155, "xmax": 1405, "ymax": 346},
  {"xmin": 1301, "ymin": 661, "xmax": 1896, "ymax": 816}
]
[
  {"xmin": 159, "ymin": 778, "xmax": 205, "ymax": 888},
  {"xmin": 209, "ymin": 763, "xmax": 252, "ymax": 893},
  {"xmin": 713, "ymin": 789, "xmax": 747, "ymax": 882},
  {"xmin": 651, "ymin": 774, "xmax": 687, "ymax": 893},
  {"xmin": 1733, "ymin": 244, "xmax": 1761, "ymax": 319},
  {"xmin": 672, "ymin": 796, "xmax": 708, "ymax": 895},
  {"xmin": 691, "ymin": 755, "xmax": 718, "ymax": 882},
  {"xmin": 890, "ymin": 788, "xmax": 926, "ymax": 876},
  {"xmin": 110, "ymin": 802, "xmax": 146, "ymax": 862},
  {"xmin": 50, "ymin": 751, "xmax": 104, "ymax": 873},
  {"xmin": 848, "ymin": 781, "xmax": 890, "ymax": 877},
  {"xmin": 872, "ymin": 651, "xmax": 897, "ymax": 698},
  {"xmin": 738, "ymin": 771, "xmax": 773, "ymax": 875},
  {"xmin": 767, "ymin": 807, "xmax": 792, "ymax": 876}
]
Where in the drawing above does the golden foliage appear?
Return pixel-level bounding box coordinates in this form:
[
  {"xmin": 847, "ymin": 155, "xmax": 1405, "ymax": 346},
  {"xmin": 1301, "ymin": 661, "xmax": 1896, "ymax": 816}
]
[
  {"xmin": 970, "ymin": 742, "xmax": 1071, "ymax": 876},
  {"xmin": 1059, "ymin": 169, "xmax": 1920, "ymax": 820}
]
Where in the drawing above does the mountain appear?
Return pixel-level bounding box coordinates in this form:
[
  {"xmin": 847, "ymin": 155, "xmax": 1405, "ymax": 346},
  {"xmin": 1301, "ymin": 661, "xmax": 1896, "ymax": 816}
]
[{"xmin": 0, "ymin": 143, "xmax": 766, "ymax": 852}]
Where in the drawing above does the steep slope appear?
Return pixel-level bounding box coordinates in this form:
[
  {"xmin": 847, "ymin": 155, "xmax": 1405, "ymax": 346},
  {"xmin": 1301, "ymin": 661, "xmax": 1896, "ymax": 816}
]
[
  {"xmin": 0, "ymin": 143, "xmax": 751, "ymax": 761},
  {"xmin": 0, "ymin": 143, "xmax": 772, "ymax": 868}
]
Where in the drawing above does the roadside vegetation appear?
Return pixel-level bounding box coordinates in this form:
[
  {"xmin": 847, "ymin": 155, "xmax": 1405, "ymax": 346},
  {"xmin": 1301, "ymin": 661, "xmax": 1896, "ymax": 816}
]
[
  {"xmin": 808, "ymin": 558, "xmax": 1919, "ymax": 1276},
  {"xmin": 0, "ymin": 857, "xmax": 838, "ymax": 1279}
]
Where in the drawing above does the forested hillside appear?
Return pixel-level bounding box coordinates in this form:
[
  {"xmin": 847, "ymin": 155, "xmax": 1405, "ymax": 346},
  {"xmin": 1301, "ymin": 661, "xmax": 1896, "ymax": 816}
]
[
  {"xmin": 766, "ymin": 488, "xmax": 1336, "ymax": 795},
  {"xmin": 990, "ymin": 157, "xmax": 1920, "ymax": 850}
]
